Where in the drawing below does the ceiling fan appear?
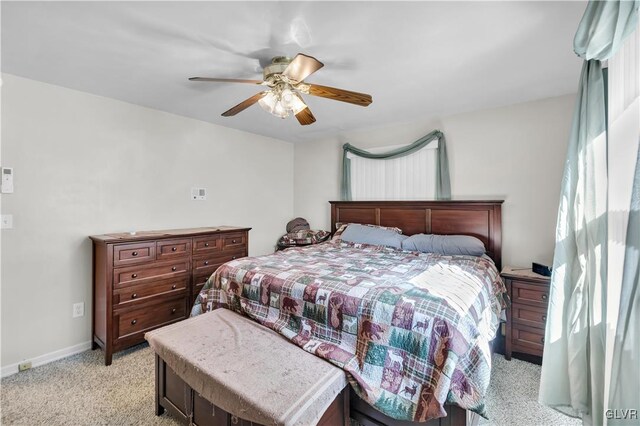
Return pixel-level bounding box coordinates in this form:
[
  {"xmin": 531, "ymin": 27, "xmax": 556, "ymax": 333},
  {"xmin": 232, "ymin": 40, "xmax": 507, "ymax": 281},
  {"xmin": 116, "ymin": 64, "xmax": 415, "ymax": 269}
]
[{"xmin": 189, "ymin": 53, "xmax": 373, "ymax": 126}]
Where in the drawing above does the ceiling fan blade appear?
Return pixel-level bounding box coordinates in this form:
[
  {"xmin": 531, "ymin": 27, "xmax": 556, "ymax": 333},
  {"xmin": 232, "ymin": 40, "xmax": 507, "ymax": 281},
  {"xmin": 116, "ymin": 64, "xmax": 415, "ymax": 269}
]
[
  {"xmin": 295, "ymin": 107, "xmax": 316, "ymax": 126},
  {"xmin": 306, "ymin": 84, "xmax": 372, "ymax": 107},
  {"xmin": 283, "ymin": 53, "xmax": 324, "ymax": 83},
  {"xmin": 189, "ymin": 77, "xmax": 263, "ymax": 84},
  {"xmin": 221, "ymin": 92, "xmax": 268, "ymax": 117}
]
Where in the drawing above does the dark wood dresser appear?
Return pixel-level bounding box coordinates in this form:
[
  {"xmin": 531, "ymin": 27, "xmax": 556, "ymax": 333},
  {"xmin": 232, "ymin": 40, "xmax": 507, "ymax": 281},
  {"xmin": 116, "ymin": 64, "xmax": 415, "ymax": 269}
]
[
  {"xmin": 90, "ymin": 226, "xmax": 250, "ymax": 365},
  {"xmin": 502, "ymin": 266, "xmax": 551, "ymax": 360}
]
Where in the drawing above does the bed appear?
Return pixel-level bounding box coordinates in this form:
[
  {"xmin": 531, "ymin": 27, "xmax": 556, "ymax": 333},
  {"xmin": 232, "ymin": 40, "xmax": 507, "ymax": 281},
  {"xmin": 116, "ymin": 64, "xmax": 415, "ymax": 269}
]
[{"xmin": 167, "ymin": 200, "xmax": 505, "ymax": 426}]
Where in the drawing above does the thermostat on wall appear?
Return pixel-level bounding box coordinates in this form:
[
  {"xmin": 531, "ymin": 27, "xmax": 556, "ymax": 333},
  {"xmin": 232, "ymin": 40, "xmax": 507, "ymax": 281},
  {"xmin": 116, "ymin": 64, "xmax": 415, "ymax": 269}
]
[
  {"xmin": 1, "ymin": 167, "xmax": 14, "ymax": 193},
  {"xmin": 191, "ymin": 187, "xmax": 207, "ymax": 201}
]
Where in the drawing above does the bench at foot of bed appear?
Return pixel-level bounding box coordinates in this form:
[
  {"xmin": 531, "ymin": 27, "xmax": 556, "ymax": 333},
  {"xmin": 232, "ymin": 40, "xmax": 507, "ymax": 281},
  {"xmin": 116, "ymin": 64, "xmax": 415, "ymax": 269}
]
[
  {"xmin": 156, "ymin": 356, "xmax": 472, "ymax": 426},
  {"xmin": 147, "ymin": 308, "xmax": 473, "ymax": 426},
  {"xmin": 147, "ymin": 309, "xmax": 349, "ymax": 426},
  {"xmin": 155, "ymin": 355, "xmax": 349, "ymax": 426}
]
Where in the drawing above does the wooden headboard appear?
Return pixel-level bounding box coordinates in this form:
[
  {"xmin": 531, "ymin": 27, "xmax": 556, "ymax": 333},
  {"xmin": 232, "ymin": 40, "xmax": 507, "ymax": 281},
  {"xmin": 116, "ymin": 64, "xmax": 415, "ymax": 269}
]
[{"xmin": 330, "ymin": 200, "xmax": 504, "ymax": 269}]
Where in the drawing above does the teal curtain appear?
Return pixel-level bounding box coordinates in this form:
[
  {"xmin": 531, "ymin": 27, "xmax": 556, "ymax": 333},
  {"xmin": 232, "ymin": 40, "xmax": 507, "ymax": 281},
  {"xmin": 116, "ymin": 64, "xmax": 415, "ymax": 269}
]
[
  {"xmin": 574, "ymin": 0, "xmax": 638, "ymax": 60},
  {"xmin": 539, "ymin": 58, "xmax": 608, "ymax": 424},
  {"xmin": 608, "ymin": 142, "xmax": 640, "ymax": 423},
  {"xmin": 341, "ymin": 130, "xmax": 451, "ymax": 200},
  {"xmin": 539, "ymin": 1, "xmax": 638, "ymax": 425}
]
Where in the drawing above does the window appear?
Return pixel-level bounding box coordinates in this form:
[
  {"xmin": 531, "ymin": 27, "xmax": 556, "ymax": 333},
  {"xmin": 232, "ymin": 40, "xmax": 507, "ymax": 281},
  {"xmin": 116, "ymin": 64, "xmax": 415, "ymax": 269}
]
[{"xmin": 347, "ymin": 140, "xmax": 439, "ymax": 200}]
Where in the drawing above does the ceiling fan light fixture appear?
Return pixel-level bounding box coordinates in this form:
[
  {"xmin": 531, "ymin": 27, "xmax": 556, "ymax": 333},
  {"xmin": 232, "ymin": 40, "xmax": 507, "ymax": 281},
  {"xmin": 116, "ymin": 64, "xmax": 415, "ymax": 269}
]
[
  {"xmin": 258, "ymin": 86, "xmax": 307, "ymax": 119},
  {"xmin": 289, "ymin": 92, "xmax": 308, "ymax": 114},
  {"xmin": 258, "ymin": 91, "xmax": 276, "ymax": 111},
  {"xmin": 192, "ymin": 53, "xmax": 371, "ymax": 125},
  {"xmin": 258, "ymin": 90, "xmax": 290, "ymax": 119},
  {"xmin": 280, "ymin": 87, "xmax": 296, "ymax": 108},
  {"xmin": 273, "ymin": 100, "xmax": 290, "ymax": 119}
]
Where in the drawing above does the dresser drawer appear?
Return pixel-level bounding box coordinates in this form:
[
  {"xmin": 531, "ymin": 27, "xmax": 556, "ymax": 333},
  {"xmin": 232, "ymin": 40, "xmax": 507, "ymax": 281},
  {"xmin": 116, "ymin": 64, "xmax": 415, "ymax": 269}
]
[
  {"xmin": 193, "ymin": 251, "xmax": 242, "ymax": 273},
  {"xmin": 157, "ymin": 239, "xmax": 192, "ymax": 261},
  {"xmin": 116, "ymin": 297, "xmax": 187, "ymax": 339},
  {"xmin": 512, "ymin": 303, "xmax": 547, "ymax": 329},
  {"xmin": 114, "ymin": 260, "xmax": 189, "ymax": 288},
  {"xmin": 222, "ymin": 233, "xmax": 246, "ymax": 251},
  {"xmin": 113, "ymin": 277, "xmax": 189, "ymax": 306},
  {"xmin": 193, "ymin": 272, "xmax": 211, "ymax": 296},
  {"xmin": 193, "ymin": 235, "xmax": 222, "ymax": 254},
  {"xmin": 511, "ymin": 280, "xmax": 549, "ymax": 308},
  {"xmin": 113, "ymin": 242, "xmax": 155, "ymax": 266},
  {"xmin": 192, "ymin": 258, "xmax": 225, "ymax": 275},
  {"xmin": 512, "ymin": 325, "xmax": 545, "ymax": 356}
]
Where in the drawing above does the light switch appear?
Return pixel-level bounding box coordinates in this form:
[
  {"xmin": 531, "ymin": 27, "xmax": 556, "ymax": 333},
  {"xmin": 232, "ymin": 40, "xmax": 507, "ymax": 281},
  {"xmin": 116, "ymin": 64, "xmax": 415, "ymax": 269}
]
[{"xmin": 1, "ymin": 214, "xmax": 13, "ymax": 229}]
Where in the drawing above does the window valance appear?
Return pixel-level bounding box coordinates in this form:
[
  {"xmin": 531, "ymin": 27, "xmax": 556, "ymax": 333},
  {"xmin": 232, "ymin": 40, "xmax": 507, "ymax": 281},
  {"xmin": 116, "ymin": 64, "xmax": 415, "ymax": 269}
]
[{"xmin": 341, "ymin": 130, "xmax": 451, "ymax": 201}]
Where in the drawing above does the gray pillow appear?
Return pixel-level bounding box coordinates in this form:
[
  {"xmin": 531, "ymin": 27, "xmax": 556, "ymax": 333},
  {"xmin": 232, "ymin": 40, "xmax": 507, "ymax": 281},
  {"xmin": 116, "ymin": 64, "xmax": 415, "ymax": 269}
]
[
  {"xmin": 402, "ymin": 234, "xmax": 485, "ymax": 256},
  {"xmin": 340, "ymin": 224, "xmax": 408, "ymax": 249}
]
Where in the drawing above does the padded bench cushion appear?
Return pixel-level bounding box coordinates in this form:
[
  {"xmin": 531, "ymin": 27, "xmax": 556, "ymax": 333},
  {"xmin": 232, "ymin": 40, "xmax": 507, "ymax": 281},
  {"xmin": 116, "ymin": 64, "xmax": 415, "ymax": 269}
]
[{"xmin": 145, "ymin": 309, "xmax": 347, "ymax": 426}]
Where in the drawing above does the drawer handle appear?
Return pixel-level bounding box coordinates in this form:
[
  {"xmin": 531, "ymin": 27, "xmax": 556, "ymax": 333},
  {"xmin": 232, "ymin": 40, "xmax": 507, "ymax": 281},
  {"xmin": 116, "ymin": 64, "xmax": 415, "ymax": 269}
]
[
  {"xmin": 231, "ymin": 416, "xmax": 238, "ymax": 425},
  {"xmin": 172, "ymin": 284, "xmax": 177, "ymax": 290},
  {"xmin": 542, "ymin": 315, "xmax": 547, "ymax": 321},
  {"xmin": 171, "ymin": 308, "xmax": 177, "ymax": 314},
  {"xmin": 132, "ymin": 251, "xmax": 138, "ymax": 256},
  {"xmin": 232, "ymin": 256, "xmax": 237, "ymax": 260},
  {"xmin": 541, "ymin": 337, "xmax": 545, "ymax": 344},
  {"xmin": 131, "ymin": 319, "xmax": 137, "ymax": 325},
  {"xmin": 171, "ymin": 266, "xmax": 177, "ymax": 271},
  {"xmin": 204, "ymin": 243, "xmax": 209, "ymax": 247},
  {"xmin": 131, "ymin": 273, "xmax": 138, "ymax": 279},
  {"xmin": 541, "ymin": 294, "xmax": 548, "ymax": 300},
  {"xmin": 204, "ymin": 261, "xmax": 209, "ymax": 265},
  {"xmin": 131, "ymin": 293, "xmax": 137, "ymax": 299},
  {"xmin": 232, "ymin": 239, "xmax": 237, "ymax": 244}
]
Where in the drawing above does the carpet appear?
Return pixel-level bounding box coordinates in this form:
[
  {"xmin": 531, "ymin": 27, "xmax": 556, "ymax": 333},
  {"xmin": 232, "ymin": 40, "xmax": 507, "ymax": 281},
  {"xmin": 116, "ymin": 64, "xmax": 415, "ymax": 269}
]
[{"xmin": 1, "ymin": 344, "xmax": 580, "ymax": 425}]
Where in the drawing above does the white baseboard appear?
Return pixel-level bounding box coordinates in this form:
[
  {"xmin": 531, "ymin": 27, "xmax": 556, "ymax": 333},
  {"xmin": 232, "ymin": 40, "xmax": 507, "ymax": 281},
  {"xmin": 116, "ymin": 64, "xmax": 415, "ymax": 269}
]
[{"xmin": 1, "ymin": 341, "xmax": 92, "ymax": 378}]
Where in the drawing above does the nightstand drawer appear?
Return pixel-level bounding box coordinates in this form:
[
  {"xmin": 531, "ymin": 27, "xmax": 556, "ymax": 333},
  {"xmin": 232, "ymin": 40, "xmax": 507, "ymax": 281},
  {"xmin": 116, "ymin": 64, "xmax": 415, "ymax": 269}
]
[
  {"xmin": 512, "ymin": 280, "xmax": 549, "ymax": 308},
  {"xmin": 512, "ymin": 303, "xmax": 547, "ymax": 329},
  {"xmin": 512, "ymin": 325, "xmax": 545, "ymax": 356}
]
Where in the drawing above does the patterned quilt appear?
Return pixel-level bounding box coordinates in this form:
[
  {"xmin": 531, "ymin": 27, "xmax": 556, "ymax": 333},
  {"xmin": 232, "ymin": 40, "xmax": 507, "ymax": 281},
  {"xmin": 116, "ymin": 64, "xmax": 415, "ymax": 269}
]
[{"xmin": 191, "ymin": 241, "xmax": 506, "ymax": 422}]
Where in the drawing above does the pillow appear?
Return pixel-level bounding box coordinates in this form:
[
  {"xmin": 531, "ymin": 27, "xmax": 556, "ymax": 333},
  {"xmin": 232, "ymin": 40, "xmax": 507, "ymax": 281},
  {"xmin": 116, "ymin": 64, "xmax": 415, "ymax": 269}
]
[
  {"xmin": 340, "ymin": 224, "xmax": 407, "ymax": 249},
  {"xmin": 402, "ymin": 234, "xmax": 485, "ymax": 256},
  {"xmin": 332, "ymin": 223, "xmax": 402, "ymax": 242}
]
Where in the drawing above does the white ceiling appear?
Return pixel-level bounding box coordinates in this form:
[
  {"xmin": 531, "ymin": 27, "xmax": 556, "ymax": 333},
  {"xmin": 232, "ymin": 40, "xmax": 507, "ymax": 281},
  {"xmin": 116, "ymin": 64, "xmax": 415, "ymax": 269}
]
[{"xmin": 1, "ymin": 1, "xmax": 585, "ymax": 143}]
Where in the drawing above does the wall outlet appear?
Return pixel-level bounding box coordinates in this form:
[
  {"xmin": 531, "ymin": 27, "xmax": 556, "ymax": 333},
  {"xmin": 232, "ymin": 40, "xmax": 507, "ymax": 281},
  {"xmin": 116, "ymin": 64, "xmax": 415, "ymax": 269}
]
[
  {"xmin": 1, "ymin": 214, "xmax": 13, "ymax": 229},
  {"xmin": 191, "ymin": 187, "xmax": 207, "ymax": 201},
  {"xmin": 73, "ymin": 302, "xmax": 84, "ymax": 318},
  {"xmin": 18, "ymin": 361, "xmax": 32, "ymax": 372}
]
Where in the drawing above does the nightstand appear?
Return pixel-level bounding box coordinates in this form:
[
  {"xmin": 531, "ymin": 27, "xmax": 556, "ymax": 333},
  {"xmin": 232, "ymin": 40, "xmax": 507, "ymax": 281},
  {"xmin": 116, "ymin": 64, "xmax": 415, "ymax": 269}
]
[{"xmin": 501, "ymin": 266, "xmax": 551, "ymax": 360}]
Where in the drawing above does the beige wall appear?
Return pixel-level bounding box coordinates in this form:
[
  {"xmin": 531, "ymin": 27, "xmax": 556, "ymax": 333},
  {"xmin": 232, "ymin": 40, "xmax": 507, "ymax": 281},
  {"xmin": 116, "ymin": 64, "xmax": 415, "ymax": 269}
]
[
  {"xmin": 0, "ymin": 74, "xmax": 293, "ymax": 368},
  {"xmin": 294, "ymin": 94, "xmax": 576, "ymax": 268},
  {"xmin": 0, "ymin": 74, "xmax": 575, "ymax": 369}
]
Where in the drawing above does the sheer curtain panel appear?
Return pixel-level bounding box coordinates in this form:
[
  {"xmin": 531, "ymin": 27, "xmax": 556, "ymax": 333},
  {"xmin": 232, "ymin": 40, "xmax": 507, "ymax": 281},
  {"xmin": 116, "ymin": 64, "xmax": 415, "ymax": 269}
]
[
  {"xmin": 341, "ymin": 130, "xmax": 451, "ymax": 201},
  {"xmin": 539, "ymin": 1, "xmax": 639, "ymax": 425},
  {"xmin": 348, "ymin": 142, "xmax": 438, "ymax": 200}
]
